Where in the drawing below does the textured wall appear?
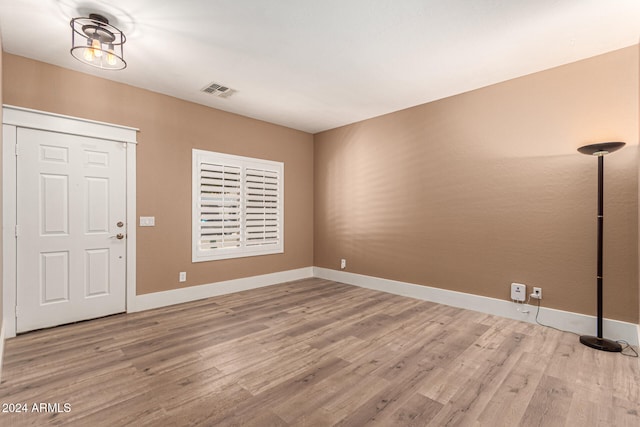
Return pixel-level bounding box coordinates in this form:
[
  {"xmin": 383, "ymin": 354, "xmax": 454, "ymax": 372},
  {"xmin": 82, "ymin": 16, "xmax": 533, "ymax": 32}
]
[
  {"xmin": 0, "ymin": 35, "xmax": 3, "ymax": 330},
  {"xmin": 3, "ymin": 46, "xmax": 639, "ymax": 324},
  {"xmin": 3, "ymin": 53, "xmax": 314, "ymax": 295},
  {"xmin": 314, "ymin": 46, "xmax": 639, "ymax": 323}
]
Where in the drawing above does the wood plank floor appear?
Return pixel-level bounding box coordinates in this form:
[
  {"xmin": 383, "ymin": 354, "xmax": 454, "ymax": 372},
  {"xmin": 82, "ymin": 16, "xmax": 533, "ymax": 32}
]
[{"xmin": 0, "ymin": 278, "xmax": 639, "ymax": 426}]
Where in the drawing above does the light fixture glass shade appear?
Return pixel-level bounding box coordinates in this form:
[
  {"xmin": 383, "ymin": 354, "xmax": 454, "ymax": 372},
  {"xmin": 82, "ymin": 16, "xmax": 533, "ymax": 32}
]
[{"xmin": 70, "ymin": 14, "xmax": 126, "ymax": 70}]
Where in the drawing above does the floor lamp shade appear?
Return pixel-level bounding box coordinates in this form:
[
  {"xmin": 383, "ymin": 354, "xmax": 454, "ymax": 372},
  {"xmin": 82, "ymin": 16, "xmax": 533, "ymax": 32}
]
[{"xmin": 577, "ymin": 141, "xmax": 625, "ymax": 352}]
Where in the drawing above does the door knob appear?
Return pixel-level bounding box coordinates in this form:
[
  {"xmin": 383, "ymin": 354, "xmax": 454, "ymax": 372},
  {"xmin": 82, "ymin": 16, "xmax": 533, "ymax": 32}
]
[{"xmin": 110, "ymin": 233, "xmax": 125, "ymax": 240}]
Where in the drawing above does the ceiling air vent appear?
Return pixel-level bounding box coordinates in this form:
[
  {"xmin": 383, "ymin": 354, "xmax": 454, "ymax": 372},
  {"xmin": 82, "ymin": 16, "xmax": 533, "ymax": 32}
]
[{"xmin": 201, "ymin": 82, "xmax": 236, "ymax": 98}]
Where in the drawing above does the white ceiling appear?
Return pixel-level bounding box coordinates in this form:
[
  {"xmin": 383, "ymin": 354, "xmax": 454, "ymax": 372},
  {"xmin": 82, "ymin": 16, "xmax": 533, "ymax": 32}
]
[{"xmin": 1, "ymin": 1, "xmax": 639, "ymax": 134}]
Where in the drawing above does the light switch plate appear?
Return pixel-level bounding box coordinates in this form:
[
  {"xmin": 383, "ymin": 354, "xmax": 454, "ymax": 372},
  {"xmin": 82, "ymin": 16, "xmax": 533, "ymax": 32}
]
[{"xmin": 140, "ymin": 216, "xmax": 155, "ymax": 227}]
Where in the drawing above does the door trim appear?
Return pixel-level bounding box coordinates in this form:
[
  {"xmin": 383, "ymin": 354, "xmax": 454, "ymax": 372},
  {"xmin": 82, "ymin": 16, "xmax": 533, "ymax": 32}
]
[{"xmin": 2, "ymin": 105, "xmax": 138, "ymax": 338}]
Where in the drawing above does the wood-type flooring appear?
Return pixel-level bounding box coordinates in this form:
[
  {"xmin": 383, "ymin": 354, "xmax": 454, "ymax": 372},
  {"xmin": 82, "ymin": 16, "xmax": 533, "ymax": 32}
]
[{"xmin": 1, "ymin": 278, "xmax": 639, "ymax": 426}]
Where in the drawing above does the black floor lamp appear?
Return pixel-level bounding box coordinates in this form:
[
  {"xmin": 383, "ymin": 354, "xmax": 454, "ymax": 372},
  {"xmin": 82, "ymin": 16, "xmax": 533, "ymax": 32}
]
[{"xmin": 577, "ymin": 141, "xmax": 625, "ymax": 352}]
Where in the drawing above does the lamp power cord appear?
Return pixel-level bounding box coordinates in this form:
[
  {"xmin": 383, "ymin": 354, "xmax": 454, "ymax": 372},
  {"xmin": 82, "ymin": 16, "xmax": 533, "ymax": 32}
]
[{"xmin": 528, "ymin": 296, "xmax": 638, "ymax": 358}]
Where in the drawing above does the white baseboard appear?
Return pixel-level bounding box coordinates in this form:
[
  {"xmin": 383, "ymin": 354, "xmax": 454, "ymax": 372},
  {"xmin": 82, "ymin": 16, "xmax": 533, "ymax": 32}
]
[
  {"xmin": 129, "ymin": 267, "xmax": 314, "ymax": 313},
  {"xmin": 313, "ymin": 267, "xmax": 639, "ymax": 346},
  {"xmin": 5, "ymin": 265, "xmax": 636, "ymax": 348}
]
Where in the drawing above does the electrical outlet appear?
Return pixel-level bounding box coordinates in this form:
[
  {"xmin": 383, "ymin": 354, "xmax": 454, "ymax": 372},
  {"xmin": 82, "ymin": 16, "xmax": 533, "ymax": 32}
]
[
  {"xmin": 511, "ymin": 283, "xmax": 526, "ymax": 302},
  {"xmin": 340, "ymin": 259, "xmax": 346, "ymax": 269},
  {"xmin": 179, "ymin": 272, "xmax": 186, "ymax": 282},
  {"xmin": 531, "ymin": 287, "xmax": 542, "ymax": 299}
]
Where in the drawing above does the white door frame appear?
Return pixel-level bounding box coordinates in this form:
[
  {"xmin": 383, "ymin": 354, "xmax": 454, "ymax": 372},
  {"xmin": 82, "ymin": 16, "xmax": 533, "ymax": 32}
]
[{"xmin": 2, "ymin": 105, "xmax": 138, "ymax": 338}]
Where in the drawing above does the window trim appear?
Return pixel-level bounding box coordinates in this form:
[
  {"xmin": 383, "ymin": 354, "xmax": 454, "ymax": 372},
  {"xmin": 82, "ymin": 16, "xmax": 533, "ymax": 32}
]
[{"xmin": 192, "ymin": 149, "xmax": 284, "ymax": 262}]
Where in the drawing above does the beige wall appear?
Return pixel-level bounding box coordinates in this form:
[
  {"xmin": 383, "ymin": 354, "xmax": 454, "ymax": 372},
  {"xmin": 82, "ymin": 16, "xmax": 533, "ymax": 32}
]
[
  {"xmin": 2, "ymin": 46, "xmax": 639, "ymax": 325},
  {"xmin": 315, "ymin": 46, "xmax": 639, "ymax": 323},
  {"xmin": 0, "ymin": 35, "xmax": 3, "ymax": 327},
  {"xmin": 2, "ymin": 53, "xmax": 314, "ymax": 295}
]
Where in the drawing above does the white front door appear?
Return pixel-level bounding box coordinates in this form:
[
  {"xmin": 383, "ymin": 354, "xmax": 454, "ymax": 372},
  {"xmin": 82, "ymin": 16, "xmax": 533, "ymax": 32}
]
[{"xmin": 16, "ymin": 128, "xmax": 127, "ymax": 333}]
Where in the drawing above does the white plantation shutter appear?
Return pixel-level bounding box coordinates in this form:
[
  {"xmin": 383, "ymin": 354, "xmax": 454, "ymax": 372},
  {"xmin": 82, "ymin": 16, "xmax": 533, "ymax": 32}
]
[
  {"xmin": 193, "ymin": 150, "xmax": 283, "ymax": 262},
  {"xmin": 198, "ymin": 163, "xmax": 241, "ymax": 250},
  {"xmin": 245, "ymin": 168, "xmax": 280, "ymax": 246}
]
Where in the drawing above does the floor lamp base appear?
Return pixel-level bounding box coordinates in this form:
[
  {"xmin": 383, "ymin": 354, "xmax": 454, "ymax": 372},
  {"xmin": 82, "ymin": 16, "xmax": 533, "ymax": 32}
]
[{"xmin": 579, "ymin": 335, "xmax": 622, "ymax": 352}]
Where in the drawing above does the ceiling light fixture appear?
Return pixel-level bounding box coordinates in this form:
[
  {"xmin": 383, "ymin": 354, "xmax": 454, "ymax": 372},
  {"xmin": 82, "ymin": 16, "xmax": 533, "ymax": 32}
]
[{"xmin": 70, "ymin": 13, "xmax": 126, "ymax": 70}]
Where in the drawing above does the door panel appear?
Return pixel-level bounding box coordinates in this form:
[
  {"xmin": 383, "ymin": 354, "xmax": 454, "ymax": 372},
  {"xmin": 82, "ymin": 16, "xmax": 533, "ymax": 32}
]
[
  {"xmin": 85, "ymin": 249, "xmax": 110, "ymax": 296},
  {"xmin": 40, "ymin": 251, "xmax": 70, "ymax": 303},
  {"xmin": 17, "ymin": 128, "xmax": 127, "ymax": 333},
  {"xmin": 86, "ymin": 177, "xmax": 109, "ymax": 233},
  {"xmin": 41, "ymin": 174, "xmax": 69, "ymax": 235}
]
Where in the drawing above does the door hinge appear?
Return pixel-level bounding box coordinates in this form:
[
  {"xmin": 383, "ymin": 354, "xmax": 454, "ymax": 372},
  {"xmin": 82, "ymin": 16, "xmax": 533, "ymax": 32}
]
[
  {"xmin": 15, "ymin": 306, "xmax": 19, "ymax": 317},
  {"xmin": 15, "ymin": 142, "xmax": 18, "ymax": 156},
  {"xmin": 15, "ymin": 224, "xmax": 20, "ymax": 237}
]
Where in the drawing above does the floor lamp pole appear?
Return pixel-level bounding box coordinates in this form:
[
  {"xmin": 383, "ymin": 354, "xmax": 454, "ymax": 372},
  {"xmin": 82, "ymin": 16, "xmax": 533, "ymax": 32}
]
[
  {"xmin": 577, "ymin": 141, "xmax": 624, "ymax": 352},
  {"xmin": 596, "ymin": 154, "xmax": 603, "ymax": 339}
]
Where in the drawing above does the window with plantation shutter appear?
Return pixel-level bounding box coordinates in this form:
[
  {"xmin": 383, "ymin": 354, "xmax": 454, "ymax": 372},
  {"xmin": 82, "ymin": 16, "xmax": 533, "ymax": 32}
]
[{"xmin": 192, "ymin": 149, "xmax": 283, "ymax": 262}]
